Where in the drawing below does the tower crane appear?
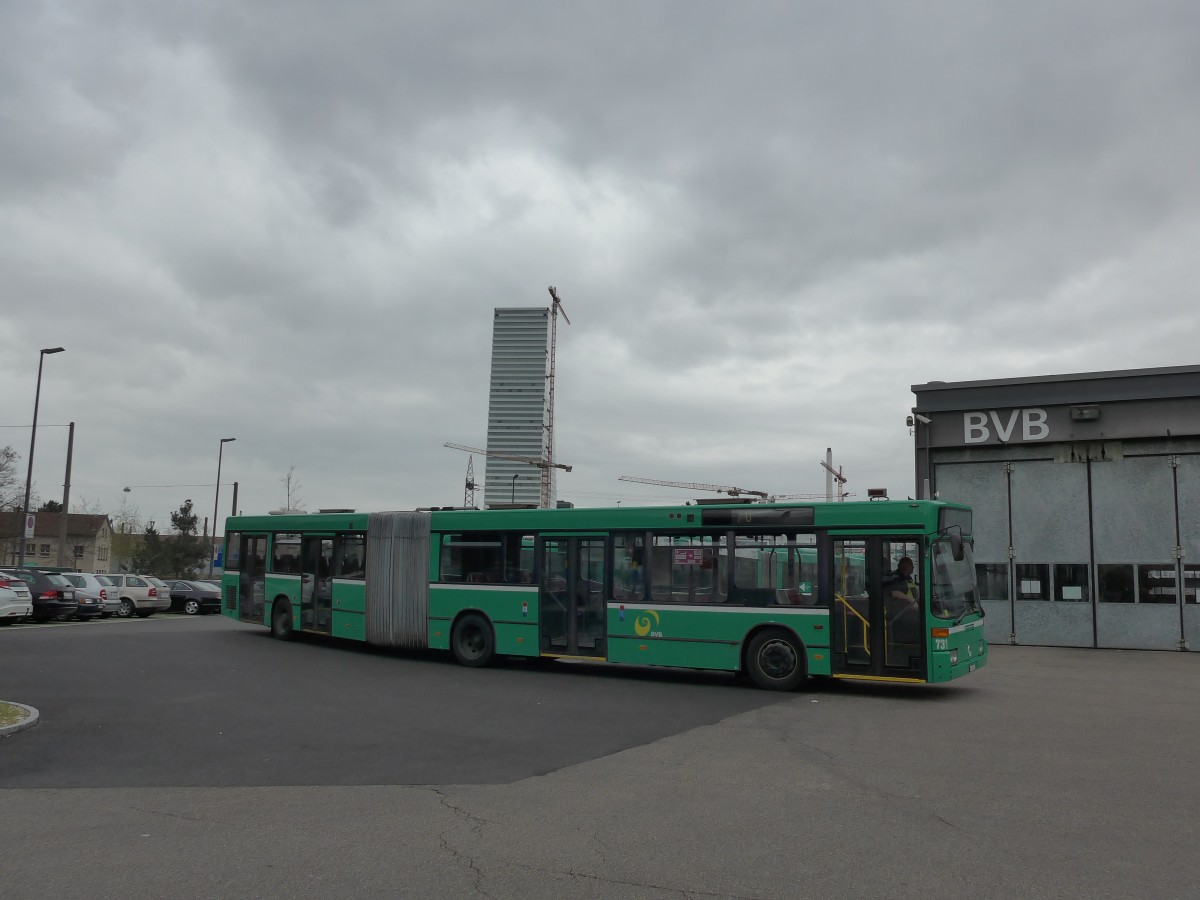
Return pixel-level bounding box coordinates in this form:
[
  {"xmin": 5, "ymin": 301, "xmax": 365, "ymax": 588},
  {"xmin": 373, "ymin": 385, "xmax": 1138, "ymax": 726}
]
[
  {"xmin": 617, "ymin": 476, "xmax": 845, "ymax": 502},
  {"xmin": 543, "ymin": 286, "xmax": 571, "ymax": 508},
  {"xmin": 445, "ymin": 442, "xmax": 572, "ymax": 473},
  {"xmin": 819, "ymin": 455, "xmax": 850, "ymax": 502},
  {"xmin": 617, "ymin": 476, "xmax": 769, "ymax": 499},
  {"xmin": 445, "ymin": 442, "xmax": 572, "ymax": 508},
  {"xmin": 463, "ymin": 455, "xmax": 478, "ymax": 508}
]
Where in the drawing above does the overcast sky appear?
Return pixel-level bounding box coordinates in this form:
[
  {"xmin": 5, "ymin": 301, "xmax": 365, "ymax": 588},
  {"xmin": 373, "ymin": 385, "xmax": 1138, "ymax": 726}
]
[{"xmin": 2, "ymin": 1, "xmax": 1198, "ymax": 531}]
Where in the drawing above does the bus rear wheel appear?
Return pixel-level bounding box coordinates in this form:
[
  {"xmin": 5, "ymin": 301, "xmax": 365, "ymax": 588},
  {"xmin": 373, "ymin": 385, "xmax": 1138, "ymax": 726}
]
[
  {"xmin": 451, "ymin": 614, "xmax": 495, "ymax": 668},
  {"xmin": 745, "ymin": 629, "xmax": 806, "ymax": 691},
  {"xmin": 271, "ymin": 601, "xmax": 294, "ymax": 641}
]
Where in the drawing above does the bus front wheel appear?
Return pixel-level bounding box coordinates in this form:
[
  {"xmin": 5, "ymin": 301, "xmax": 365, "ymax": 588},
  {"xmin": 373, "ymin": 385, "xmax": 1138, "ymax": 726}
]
[
  {"xmin": 745, "ymin": 628, "xmax": 806, "ymax": 691},
  {"xmin": 271, "ymin": 601, "xmax": 295, "ymax": 641},
  {"xmin": 451, "ymin": 614, "xmax": 495, "ymax": 668}
]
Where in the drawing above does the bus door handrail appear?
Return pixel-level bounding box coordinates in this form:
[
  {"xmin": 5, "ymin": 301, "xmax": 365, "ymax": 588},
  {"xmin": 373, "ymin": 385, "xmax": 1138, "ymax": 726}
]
[{"xmin": 835, "ymin": 593, "xmax": 870, "ymax": 657}]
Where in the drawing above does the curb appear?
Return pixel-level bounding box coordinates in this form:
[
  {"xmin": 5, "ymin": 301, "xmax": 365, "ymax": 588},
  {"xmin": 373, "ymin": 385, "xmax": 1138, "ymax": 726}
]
[{"xmin": 0, "ymin": 701, "xmax": 40, "ymax": 737}]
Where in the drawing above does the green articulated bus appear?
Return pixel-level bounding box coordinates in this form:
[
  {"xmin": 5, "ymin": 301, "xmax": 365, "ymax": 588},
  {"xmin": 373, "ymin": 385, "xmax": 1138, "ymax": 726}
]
[{"xmin": 220, "ymin": 500, "xmax": 987, "ymax": 690}]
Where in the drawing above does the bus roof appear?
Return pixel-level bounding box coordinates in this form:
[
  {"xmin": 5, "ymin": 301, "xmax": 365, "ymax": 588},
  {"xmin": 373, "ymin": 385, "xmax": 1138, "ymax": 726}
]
[{"xmin": 224, "ymin": 499, "xmax": 968, "ymax": 535}]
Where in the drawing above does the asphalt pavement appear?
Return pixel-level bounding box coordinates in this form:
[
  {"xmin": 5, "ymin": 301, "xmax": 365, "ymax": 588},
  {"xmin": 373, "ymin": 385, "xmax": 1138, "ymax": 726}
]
[{"xmin": 2, "ymin": 614, "xmax": 1198, "ymax": 899}]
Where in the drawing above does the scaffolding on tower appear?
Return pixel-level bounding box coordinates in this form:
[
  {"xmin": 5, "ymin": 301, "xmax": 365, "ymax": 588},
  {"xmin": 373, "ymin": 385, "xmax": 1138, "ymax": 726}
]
[{"xmin": 543, "ymin": 286, "xmax": 571, "ymax": 508}]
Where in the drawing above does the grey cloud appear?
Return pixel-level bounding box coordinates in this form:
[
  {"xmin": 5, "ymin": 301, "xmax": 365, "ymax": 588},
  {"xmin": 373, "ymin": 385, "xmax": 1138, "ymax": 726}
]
[{"xmin": 3, "ymin": 1, "xmax": 1200, "ymax": 520}]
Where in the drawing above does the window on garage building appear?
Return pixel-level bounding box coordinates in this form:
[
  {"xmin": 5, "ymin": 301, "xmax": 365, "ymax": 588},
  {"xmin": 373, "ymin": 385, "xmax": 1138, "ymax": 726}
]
[
  {"xmin": 1184, "ymin": 566, "xmax": 1200, "ymax": 604},
  {"xmin": 976, "ymin": 563, "xmax": 1009, "ymax": 603},
  {"xmin": 1016, "ymin": 563, "xmax": 1050, "ymax": 601},
  {"xmin": 1137, "ymin": 565, "xmax": 1178, "ymax": 604},
  {"xmin": 1098, "ymin": 564, "xmax": 1135, "ymax": 603},
  {"xmin": 1054, "ymin": 564, "xmax": 1089, "ymax": 602}
]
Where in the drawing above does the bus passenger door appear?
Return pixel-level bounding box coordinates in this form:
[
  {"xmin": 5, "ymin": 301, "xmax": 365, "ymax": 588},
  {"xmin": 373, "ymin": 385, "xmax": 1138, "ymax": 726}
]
[
  {"xmin": 830, "ymin": 537, "xmax": 925, "ymax": 680},
  {"xmin": 238, "ymin": 535, "xmax": 268, "ymax": 624},
  {"xmin": 300, "ymin": 536, "xmax": 333, "ymax": 635},
  {"xmin": 538, "ymin": 536, "xmax": 608, "ymax": 658}
]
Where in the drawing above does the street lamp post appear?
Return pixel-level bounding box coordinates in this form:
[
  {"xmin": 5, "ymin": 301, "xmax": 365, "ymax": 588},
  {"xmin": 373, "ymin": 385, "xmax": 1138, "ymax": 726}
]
[
  {"xmin": 511, "ymin": 473, "xmax": 519, "ymax": 504},
  {"xmin": 18, "ymin": 347, "xmax": 65, "ymax": 567},
  {"xmin": 209, "ymin": 438, "xmax": 236, "ymax": 577}
]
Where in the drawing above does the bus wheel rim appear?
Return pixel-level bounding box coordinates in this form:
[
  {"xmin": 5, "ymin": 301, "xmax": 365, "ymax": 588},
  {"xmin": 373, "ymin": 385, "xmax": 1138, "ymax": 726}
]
[
  {"xmin": 759, "ymin": 639, "xmax": 798, "ymax": 679},
  {"xmin": 462, "ymin": 627, "xmax": 484, "ymax": 658}
]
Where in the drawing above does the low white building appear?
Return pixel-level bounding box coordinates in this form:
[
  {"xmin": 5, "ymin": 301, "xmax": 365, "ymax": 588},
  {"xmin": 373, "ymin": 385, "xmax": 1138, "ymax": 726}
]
[{"xmin": 0, "ymin": 512, "xmax": 116, "ymax": 572}]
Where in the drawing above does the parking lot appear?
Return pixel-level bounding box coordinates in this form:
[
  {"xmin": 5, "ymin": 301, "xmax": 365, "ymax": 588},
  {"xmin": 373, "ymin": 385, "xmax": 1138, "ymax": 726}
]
[{"xmin": 2, "ymin": 615, "xmax": 1198, "ymax": 899}]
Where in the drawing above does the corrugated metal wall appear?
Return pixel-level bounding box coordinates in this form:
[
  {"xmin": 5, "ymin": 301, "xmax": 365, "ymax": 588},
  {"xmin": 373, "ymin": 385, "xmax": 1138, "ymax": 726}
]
[{"xmin": 365, "ymin": 511, "xmax": 430, "ymax": 648}]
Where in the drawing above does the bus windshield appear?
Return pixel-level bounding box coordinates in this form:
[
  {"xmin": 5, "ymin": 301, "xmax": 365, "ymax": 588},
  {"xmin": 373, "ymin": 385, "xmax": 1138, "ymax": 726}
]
[{"xmin": 930, "ymin": 533, "xmax": 980, "ymax": 621}]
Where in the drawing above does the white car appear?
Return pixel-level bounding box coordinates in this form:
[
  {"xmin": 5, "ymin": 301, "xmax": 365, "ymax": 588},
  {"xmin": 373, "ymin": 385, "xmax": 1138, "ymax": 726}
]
[
  {"xmin": 0, "ymin": 574, "xmax": 33, "ymax": 625},
  {"xmin": 64, "ymin": 573, "xmax": 122, "ymax": 618},
  {"xmin": 104, "ymin": 573, "xmax": 172, "ymax": 618}
]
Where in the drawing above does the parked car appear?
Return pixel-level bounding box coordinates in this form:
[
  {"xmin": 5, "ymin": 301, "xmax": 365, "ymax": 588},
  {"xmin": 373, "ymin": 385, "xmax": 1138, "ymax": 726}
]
[
  {"xmin": 0, "ymin": 578, "xmax": 33, "ymax": 625},
  {"xmin": 63, "ymin": 573, "xmax": 122, "ymax": 618},
  {"xmin": 166, "ymin": 580, "xmax": 223, "ymax": 615},
  {"xmin": 103, "ymin": 573, "xmax": 171, "ymax": 618},
  {"xmin": 0, "ymin": 568, "xmax": 79, "ymax": 622},
  {"xmin": 146, "ymin": 576, "xmax": 173, "ymax": 609}
]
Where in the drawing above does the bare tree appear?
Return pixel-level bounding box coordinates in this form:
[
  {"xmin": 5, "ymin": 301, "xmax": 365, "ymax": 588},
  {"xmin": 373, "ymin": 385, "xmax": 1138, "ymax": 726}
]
[
  {"xmin": 72, "ymin": 495, "xmax": 105, "ymax": 515},
  {"xmin": 0, "ymin": 446, "xmax": 22, "ymax": 512},
  {"xmin": 280, "ymin": 465, "xmax": 305, "ymax": 511},
  {"xmin": 0, "ymin": 446, "xmax": 23, "ymax": 565}
]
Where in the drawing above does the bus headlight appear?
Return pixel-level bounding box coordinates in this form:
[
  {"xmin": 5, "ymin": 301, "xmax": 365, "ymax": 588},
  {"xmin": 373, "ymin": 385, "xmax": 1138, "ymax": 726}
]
[{"xmin": 950, "ymin": 649, "xmax": 958, "ymax": 665}]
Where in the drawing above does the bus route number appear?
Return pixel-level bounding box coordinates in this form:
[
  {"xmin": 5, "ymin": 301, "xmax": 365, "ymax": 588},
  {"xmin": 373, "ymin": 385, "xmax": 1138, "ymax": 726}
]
[{"xmin": 934, "ymin": 638, "xmax": 949, "ymax": 651}]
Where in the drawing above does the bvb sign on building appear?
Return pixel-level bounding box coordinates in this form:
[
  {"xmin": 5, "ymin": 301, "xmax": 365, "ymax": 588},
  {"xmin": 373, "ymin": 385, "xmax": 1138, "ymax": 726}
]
[{"xmin": 911, "ymin": 365, "xmax": 1200, "ymax": 652}]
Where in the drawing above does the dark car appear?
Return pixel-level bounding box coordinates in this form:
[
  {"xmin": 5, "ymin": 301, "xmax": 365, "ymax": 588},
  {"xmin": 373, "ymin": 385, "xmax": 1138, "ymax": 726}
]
[
  {"xmin": 167, "ymin": 580, "xmax": 222, "ymax": 615},
  {"xmin": 0, "ymin": 568, "xmax": 82, "ymax": 622}
]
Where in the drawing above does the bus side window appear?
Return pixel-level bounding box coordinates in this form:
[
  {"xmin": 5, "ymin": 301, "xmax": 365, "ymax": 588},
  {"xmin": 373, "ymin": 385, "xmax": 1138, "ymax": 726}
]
[
  {"xmin": 613, "ymin": 532, "xmax": 646, "ymax": 602},
  {"xmin": 440, "ymin": 533, "xmax": 503, "ymax": 583},
  {"xmin": 333, "ymin": 533, "xmax": 366, "ymax": 580},
  {"xmin": 502, "ymin": 534, "xmax": 535, "ymax": 584},
  {"xmin": 730, "ymin": 532, "xmax": 818, "ymax": 606},
  {"xmin": 224, "ymin": 532, "xmax": 242, "ymax": 571},
  {"xmin": 270, "ymin": 533, "xmax": 301, "ymax": 574},
  {"xmin": 649, "ymin": 534, "xmax": 723, "ymax": 604}
]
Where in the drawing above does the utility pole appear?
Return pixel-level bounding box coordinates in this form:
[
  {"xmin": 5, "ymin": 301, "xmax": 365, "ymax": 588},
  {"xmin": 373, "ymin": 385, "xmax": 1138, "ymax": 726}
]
[{"xmin": 56, "ymin": 421, "xmax": 75, "ymax": 568}]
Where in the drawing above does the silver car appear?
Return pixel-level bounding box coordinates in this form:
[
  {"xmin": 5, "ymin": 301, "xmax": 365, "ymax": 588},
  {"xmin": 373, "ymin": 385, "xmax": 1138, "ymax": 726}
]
[{"xmin": 64, "ymin": 573, "xmax": 122, "ymax": 617}]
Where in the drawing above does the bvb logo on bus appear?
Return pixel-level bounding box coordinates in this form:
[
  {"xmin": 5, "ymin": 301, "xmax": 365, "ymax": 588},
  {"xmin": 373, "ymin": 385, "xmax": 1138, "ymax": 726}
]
[{"xmin": 633, "ymin": 609, "xmax": 661, "ymax": 637}]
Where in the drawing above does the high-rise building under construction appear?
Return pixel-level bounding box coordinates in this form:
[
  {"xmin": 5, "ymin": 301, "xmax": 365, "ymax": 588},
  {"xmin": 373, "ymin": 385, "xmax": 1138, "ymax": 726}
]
[{"xmin": 483, "ymin": 308, "xmax": 552, "ymax": 508}]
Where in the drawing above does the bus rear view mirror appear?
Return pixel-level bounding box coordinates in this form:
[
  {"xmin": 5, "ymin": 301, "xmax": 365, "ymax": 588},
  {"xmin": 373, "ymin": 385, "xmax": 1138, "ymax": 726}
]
[{"xmin": 948, "ymin": 527, "xmax": 964, "ymax": 561}]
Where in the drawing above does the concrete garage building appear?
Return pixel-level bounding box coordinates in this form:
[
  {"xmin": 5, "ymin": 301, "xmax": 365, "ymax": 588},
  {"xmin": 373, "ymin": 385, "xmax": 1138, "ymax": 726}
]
[{"xmin": 911, "ymin": 365, "xmax": 1200, "ymax": 651}]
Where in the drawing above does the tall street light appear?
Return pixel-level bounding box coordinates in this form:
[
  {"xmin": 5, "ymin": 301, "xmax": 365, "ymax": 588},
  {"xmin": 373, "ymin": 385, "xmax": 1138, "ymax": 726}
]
[
  {"xmin": 209, "ymin": 437, "xmax": 236, "ymax": 577},
  {"xmin": 18, "ymin": 347, "xmax": 65, "ymax": 567}
]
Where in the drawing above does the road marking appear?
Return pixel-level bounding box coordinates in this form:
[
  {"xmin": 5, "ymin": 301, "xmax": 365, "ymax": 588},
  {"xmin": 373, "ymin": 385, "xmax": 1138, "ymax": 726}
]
[{"xmin": 1, "ymin": 616, "xmax": 200, "ymax": 632}]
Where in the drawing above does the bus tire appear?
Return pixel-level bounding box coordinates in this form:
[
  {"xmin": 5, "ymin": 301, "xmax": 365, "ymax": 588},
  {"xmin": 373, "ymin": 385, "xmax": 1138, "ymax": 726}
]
[
  {"xmin": 271, "ymin": 600, "xmax": 295, "ymax": 641},
  {"xmin": 451, "ymin": 613, "xmax": 495, "ymax": 668},
  {"xmin": 745, "ymin": 628, "xmax": 806, "ymax": 691}
]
